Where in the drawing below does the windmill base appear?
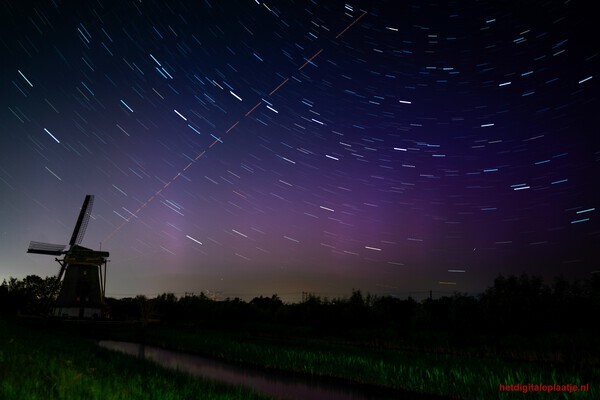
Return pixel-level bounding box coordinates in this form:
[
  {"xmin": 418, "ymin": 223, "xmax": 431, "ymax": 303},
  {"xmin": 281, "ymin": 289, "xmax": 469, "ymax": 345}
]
[{"xmin": 53, "ymin": 307, "xmax": 102, "ymax": 319}]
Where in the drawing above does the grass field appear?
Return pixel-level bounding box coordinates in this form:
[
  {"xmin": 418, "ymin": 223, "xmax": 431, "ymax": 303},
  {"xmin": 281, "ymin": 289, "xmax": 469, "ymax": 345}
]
[
  {"xmin": 1, "ymin": 318, "xmax": 597, "ymax": 399},
  {"xmin": 0, "ymin": 318, "xmax": 270, "ymax": 400},
  {"xmin": 103, "ymin": 323, "xmax": 598, "ymax": 399}
]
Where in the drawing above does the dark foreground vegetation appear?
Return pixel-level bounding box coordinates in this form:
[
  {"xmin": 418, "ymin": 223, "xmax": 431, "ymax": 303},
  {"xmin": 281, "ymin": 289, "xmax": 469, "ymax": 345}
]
[
  {"xmin": 3, "ymin": 273, "xmax": 599, "ymax": 344},
  {"xmin": 0, "ymin": 318, "xmax": 269, "ymax": 400},
  {"xmin": 1, "ymin": 273, "xmax": 599, "ymax": 399}
]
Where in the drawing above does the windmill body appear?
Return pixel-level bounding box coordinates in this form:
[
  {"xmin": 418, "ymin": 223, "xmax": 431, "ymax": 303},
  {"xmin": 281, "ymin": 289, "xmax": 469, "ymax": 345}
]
[{"xmin": 27, "ymin": 195, "xmax": 109, "ymax": 318}]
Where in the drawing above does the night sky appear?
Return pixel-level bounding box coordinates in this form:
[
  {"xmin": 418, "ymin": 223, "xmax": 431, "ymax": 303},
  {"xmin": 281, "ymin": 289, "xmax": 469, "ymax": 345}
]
[{"xmin": 1, "ymin": 0, "xmax": 598, "ymax": 301}]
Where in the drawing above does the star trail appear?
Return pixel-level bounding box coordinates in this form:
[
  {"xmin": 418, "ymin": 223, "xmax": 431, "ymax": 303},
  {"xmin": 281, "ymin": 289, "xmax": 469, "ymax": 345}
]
[{"xmin": 0, "ymin": 1, "xmax": 598, "ymax": 301}]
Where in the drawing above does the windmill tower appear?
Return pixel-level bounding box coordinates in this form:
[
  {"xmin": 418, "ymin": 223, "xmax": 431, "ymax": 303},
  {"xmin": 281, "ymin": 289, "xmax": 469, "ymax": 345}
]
[{"xmin": 27, "ymin": 195, "xmax": 109, "ymax": 318}]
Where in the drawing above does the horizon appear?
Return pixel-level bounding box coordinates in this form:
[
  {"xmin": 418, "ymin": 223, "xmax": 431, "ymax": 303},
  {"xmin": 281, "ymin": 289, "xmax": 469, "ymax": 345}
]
[
  {"xmin": 4, "ymin": 268, "xmax": 598, "ymax": 304},
  {"xmin": 1, "ymin": 1, "xmax": 597, "ymax": 302}
]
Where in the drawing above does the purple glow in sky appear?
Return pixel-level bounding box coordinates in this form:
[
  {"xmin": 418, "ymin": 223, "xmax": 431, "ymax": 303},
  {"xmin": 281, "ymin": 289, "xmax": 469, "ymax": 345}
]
[{"xmin": 1, "ymin": 1, "xmax": 598, "ymax": 301}]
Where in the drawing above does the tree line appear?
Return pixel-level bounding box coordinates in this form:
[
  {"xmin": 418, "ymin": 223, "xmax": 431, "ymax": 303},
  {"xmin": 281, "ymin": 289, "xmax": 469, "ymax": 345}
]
[{"xmin": 1, "ymin": 273, "xmax": 599, "ymax": 335}]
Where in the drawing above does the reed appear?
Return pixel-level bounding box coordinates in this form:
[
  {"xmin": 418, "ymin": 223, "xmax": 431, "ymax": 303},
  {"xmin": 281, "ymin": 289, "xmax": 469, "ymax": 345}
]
[{"xmin": 115, "ymin": 325, "xmax": 598, "ymax": 399}]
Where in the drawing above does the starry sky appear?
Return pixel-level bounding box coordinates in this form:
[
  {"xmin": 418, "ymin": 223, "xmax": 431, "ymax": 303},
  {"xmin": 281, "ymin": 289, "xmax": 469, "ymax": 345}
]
[{"xmin": 1, "ymin": 0, "xmax": 598, "ymax": 301}]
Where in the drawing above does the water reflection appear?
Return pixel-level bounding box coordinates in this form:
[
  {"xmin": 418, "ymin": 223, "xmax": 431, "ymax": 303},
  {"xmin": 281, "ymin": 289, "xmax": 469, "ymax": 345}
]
[{"xmin": 99, "ymin": 340, "xmax": 436, "ymax": 400}]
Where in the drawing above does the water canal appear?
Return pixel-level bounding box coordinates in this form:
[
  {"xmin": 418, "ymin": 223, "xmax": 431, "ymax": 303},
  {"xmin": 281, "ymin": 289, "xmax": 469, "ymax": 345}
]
[{"xmin": 99, "ymin": 340, "xmax": 444, "ymax": 400}]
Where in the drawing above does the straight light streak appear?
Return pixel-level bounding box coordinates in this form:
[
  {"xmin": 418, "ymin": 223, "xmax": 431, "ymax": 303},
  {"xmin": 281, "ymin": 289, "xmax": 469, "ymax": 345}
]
[
  {"xmin": 210, "ymin": 134, "xmax": 223, "ymax": 143},
  {"xmin": 116, "ymin": 124, "xmax": 130, "ymax": 136},
  {"xmin": 335, "ymin": 10, "xmax": 367, "ymax": 39},
  {"xmin": 576, "ymin": 208, "xmax": 595, "ymax": 214},
  {"xmin": 44, "ymin": 166, "xmax": 62, "ymax": 181},
  {"xmin": 230, "ymin": 91, "xmax": 243, "ymax": 101},
  {"xmin": 186, "ymin": 235, "xmax": 203, "ymax": 245},
  {"xmin": 365, "ymin": 246, "xmax": 381, "ymax": 251},
  {"xmin": 43, "ymin": 128, "xmax": 60, "ymax": 143},
  {"xmin": 120, "ymin": 99, "xmax": 134, "ymax": 112},
  {"xmin": 112, "ymin": 184, "xmax": 128, "ymax": 196},
  {"xmin": 232, "ymin": 229, "xmax": 248, "ymax": 238},
  {"xmin": 18, "ymin": 70, "xmax": 34, "ymax": 87},
  {"xmin": 235, "ymin": 253, "xmax": 251, "ymax": 261},
  {"xmin": 113, "ymin": 210, "xmax": 128, "ymax": 221},
  {"xmin": 571, "ymin": 218, "xmax": 589, "ymax": 224},
  {"xmin": 174, "ymin": 109, "xmax": 187, "ymax": 121},
  {"xmin": 150, "ymin": 54, "xmax": 161, "ymax": 66},
  {"xmin": 160, "ymin": 246, "xmax": 176, "ymax": 256},
  {"xmin": 188, "ymin": 124, "xmax": 201, "ymax": 135},
  {"xmin": 162, "ymin": 201, "xmax": 184, "ymax": 216},
  {"xmin": 122, "ymin": 207, "xmax": 137, "ymax": 218}
]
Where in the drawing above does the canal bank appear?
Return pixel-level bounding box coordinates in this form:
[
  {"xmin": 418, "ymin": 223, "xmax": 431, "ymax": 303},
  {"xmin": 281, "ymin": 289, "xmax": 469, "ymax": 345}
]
[{"xmin": 100, "ymin": 340, "xmax": 449, "ymax": 400}]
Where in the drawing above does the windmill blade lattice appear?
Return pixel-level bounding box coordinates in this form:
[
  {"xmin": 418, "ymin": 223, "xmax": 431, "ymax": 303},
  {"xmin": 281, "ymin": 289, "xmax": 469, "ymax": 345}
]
[
  {"xmin": 69, "ymin": 195, "xmax": 94, "ymax": 246},
  {"xmin": 27, "ymin": 241, "xmax": 66, "ymax": 255}
]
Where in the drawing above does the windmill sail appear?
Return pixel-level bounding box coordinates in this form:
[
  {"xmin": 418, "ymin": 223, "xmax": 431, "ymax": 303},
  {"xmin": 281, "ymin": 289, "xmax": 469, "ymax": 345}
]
[
  {"xmin": 69, "ymin": 194, "xmax": 94, "ymax": 246},
  {"xmin": 27, "ymin": 241, "xmax": 66, "ymax": 255}
]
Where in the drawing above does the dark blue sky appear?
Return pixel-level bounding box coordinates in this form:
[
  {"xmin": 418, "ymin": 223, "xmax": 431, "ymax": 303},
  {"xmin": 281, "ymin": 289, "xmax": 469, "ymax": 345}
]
[{"xmin": 1, "ymin": 0, "xmax": 597, "ymax": 301}]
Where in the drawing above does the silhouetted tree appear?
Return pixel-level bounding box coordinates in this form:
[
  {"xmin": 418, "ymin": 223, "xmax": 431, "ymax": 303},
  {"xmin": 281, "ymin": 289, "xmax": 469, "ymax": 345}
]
[
  {"xmin": 480, "ymin": 274, "xmax": 552, "ymax": 333},
  {"xmin": 248, "ymin": 294, "xmax": 283, "ymax": 322},
  {"xmin": 372, "ymin": 296, "xmax": 417, "ymax": 332},
  {"xmin": 0, "ymin": 275, "xmax": 59, "ymax": 315}
]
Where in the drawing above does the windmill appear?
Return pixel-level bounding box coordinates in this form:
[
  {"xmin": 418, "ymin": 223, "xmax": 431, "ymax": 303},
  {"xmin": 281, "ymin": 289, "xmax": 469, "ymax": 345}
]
[{"xmin": 27, "ymin": 195, "xmax": 109, "ymax": 318}]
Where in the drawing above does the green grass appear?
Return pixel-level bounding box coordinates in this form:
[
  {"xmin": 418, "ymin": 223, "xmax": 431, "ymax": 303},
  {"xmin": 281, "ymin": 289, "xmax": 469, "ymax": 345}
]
[
  {"xmin": 3, "ymin": 318, "xmax": 596, "ymax": 400},
  {"xmin": 106, "ymin": 325, "xmax": 599, "ymax": 400},
  {"xmin": 0, "ymin": 318, "xmax": 270, "ymax": 400}
]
